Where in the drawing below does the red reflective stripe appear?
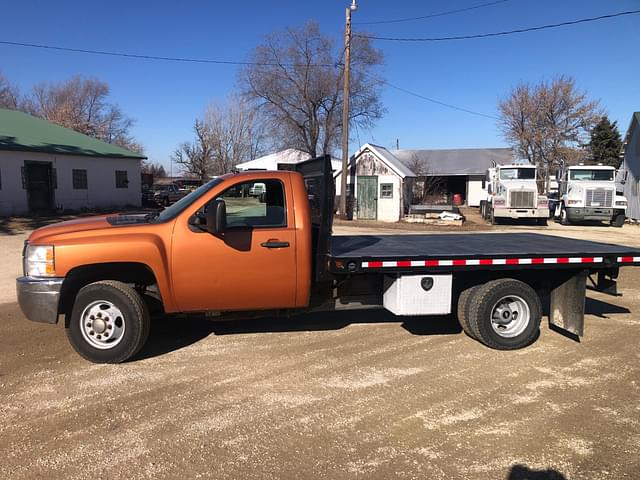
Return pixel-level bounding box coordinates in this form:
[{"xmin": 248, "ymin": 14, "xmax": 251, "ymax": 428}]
[
  {"xmin": 479, "ymin": 259, "xmax": 493, "ymax": 265},
  {"xmin": 620, "ymin": 256, "xmax": 634, "ymax": 263},
  {"xmin": 452, "ymin": 259, "xmax": 467, "ymax": 266},
  {"xmin": 581, "ymin": 257, "xmax": 594, "ymax": 263},
  {"xmin": 368, "ymin": 261, "xmax": 382, "ymax": 268},
  {"xmin": 425, "ymin": 260, "xmax": 439, "ymax": 267},
  {"xmin": 397, "ymin": 260, "xmax": 411, "ymax": 267},
  {"xmin": 506, "ymin": 258, "xmax": 519, "ymax": 265},
  {"xmin": 532, "ymin": 258, "xmax": 545, "ymax": 264},
  {"xmin": 557, "ymin": 257, "xmax": 569, "ymax": 264}
]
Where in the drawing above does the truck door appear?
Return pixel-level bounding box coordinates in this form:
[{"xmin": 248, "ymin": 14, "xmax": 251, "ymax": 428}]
[{"xmin": 170, "ymin": 176, "xmax": 298, "ymax": 312}]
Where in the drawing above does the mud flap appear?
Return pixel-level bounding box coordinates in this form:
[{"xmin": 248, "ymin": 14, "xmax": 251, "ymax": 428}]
[{"xmin": 549, "ymin": 270, "xmax": 587, "ymax": 337}]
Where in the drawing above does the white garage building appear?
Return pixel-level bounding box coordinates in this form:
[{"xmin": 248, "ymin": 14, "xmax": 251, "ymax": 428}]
[{"xmin": 0, "ymin": 108, "xmax": 144, "ymax": 216}]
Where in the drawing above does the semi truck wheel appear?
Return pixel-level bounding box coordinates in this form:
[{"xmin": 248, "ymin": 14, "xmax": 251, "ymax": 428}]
[
  {"xmin": 612, "ymin": 213, "xmax": 625, "ymax": 228},
  {"xmin": 467, "ymin": 279, "xmax": 541, "ymax": 350},
  {"xmin": 66, "ymin": 280, "xmax": 150, "ymax": 363},
  {"xmin": 457, "ymin": 285, "xmax": 480, "ymax": 339},
  {"xmin": 490, "ymin": 207, "xmax": 497, "ymax": 225},
  {"xmin": 560, "ymin": 205, "xmax": 570, "ymax": 225}
]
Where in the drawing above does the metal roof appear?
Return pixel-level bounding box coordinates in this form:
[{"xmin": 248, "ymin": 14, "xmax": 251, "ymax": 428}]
[
  {"xmin": 0, "ymin": 108, "xmax": 145, "ymax": 159},
  {"xmin": 355, "ymin": 143, "xmax": 514, "ymax": 177},
  {"xmin": 236, "ymin": 148, "xmax": 342, "ymax": 174}
]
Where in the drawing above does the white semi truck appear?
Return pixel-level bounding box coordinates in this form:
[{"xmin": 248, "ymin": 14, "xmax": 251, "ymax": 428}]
[
  {"xmin": 480, "ymin": 165, "xmax": 549, "ymax": 225},
  {"xmin": 551, "ymin": 165, "xmax": 627, "ymax": 227}
]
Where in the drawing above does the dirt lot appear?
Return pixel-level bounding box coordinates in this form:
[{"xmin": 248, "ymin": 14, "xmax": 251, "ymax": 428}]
[{"xmin": 1, "ymin": 218, "xmax": 639, "ymax": 479}]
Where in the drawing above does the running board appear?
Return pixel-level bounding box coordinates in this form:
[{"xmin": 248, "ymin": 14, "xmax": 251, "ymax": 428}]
[{"xmin": 549, "ymin": 270, "xmax": 587, "ymax": 338}]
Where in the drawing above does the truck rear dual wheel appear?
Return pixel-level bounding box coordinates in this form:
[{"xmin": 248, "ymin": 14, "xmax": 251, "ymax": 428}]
[
  {"xmin": 457, "ymin": 285, "xmax": 481, "ymax": 339},
  {"xmin": 65, "ymin": 281, "xmax": 150, "ymax": 364},
  {"xmin": 466, "ymin": 279, "xmax": 541, "ymax": 350}
]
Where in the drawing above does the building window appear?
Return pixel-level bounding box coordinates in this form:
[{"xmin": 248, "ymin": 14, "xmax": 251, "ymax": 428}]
[
  {"xmin": 72, "ymin": 169, "xmax": 88, "ymax": 189},
  {"xmin": 380, "ymin": 183, "xmax": 393, "ymax": 199},
  {"xmin": 115, "ymin": 170, "xmax": 128, "ymax": 189}
]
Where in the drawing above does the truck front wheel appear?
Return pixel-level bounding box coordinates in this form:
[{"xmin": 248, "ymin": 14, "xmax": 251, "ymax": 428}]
[
  {"xmin": 612, "ymin": 212, "xmax": 625, "ymax": 228},
  {"xmin": 65, "ymin": 280, "xmax": 150, "ymax": 363},
  {"xmin": 560, "ymin": 205, "xmax": 570, "ymax": 225},
  {"xmin": 467, "ymin": 279, "xmax": 541, "ymax": 350}
]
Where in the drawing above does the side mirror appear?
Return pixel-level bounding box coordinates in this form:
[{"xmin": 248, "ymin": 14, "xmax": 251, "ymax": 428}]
[{"xmin": 205, "ymin": 198, "xmax": 227, "ymax": 235}]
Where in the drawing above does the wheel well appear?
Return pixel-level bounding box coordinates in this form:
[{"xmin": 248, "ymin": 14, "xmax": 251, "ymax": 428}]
[{"xmin": 58, "ymin": 263, "xmax": 161, "ymax": 318}]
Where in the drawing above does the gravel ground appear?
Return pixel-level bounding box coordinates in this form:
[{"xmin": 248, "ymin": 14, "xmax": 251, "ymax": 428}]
[{"xmin": 1, "ymin": 220, "xmax": 639, "ymax": 479}]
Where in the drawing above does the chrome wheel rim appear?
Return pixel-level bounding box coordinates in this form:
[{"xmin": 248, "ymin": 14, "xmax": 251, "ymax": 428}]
[
  {"xmin": 80, "ymin": 300, "xmax": 126, "ymax": 349},
  {"xmin": 490, "ymin": 295, "xmax": 530, "ymax": 338}
]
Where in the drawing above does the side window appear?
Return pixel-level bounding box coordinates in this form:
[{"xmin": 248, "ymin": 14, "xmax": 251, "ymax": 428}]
[
  {"xmin": 380, "ymin": 183, "xmax": 393, "ymax": 199},
  {"xmin": 115, "ymin": 170, "xmax": 128, "ymax": 189},
  {"xmin": 217, "ymin": 179, "xmax": 286, "ymax": 228},
  {"xmin": 72, "ymin": 169, "xmax": 88, "ymax": 189}
]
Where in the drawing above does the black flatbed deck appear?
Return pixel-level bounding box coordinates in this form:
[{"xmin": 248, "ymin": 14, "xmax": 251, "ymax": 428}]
[{"xmin": 330, "ymin": 233, "xmax": 640, "ymax": 273}]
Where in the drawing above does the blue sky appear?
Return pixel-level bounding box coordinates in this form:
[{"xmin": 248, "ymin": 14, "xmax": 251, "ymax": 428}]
[{"xmin": 1, "ymin": 0, "xmax": 639, "ymax": 171}]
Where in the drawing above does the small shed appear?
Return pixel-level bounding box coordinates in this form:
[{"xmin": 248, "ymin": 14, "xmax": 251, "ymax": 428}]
[
  {"xmin": 620, "ymin": 112, "xmax": 640, "ymax": 221},
  {"xmin": 0, "ymin": 109, "xmax": 144, "ymax": 216}
]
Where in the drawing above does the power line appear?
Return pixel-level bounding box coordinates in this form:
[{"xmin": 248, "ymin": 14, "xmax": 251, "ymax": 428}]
[
  {"xmin": 356, "ymin": 9, "xmax": 640, "ymax": 42},
  {"xmin": 381, "ymin": 79, "xmax": 499, "ymax": 120},
  {"xmin": 0, "ymin": 40, "xmax": 336, "ymax": 68},
  {"xmin": 356, "ymin": 0, "xmax": 510, "ymax": 26}
]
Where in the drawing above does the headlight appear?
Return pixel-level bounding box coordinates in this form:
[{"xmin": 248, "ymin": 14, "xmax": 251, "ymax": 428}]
[
  {"xmin": 25, "ymin": 245, "xmax": 55, "ymax": 277},
  {"xmin": 616, "ymin": 200, "xmax": 627, "ymax": 206}
]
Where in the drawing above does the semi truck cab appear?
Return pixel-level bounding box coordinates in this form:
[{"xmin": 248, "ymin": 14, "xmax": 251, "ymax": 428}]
[
  {"xmin": 480, "ymin": 165, "xmax": 549, "ymax": 224},
  {"xmin": 553, "ymin": 165, "xmax": 627, "ymax": 227}
]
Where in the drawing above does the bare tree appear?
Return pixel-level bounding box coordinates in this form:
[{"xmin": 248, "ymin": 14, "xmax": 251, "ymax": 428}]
[
  {"xmin": 172, "ymin": 120, "xmax": 214, "ymax": 182},
  {"xmin": 405, "ymin": 154, "xmax": 446, "ymax": 204},
  {"xmin": 0, "ymin": 72, "xmax": 19, "ymax": 109},
  {"xmin": 240, "ymin": 21, "xmax": 384, "ymax": 157},
  {"xmin": 21, "ymin": 75, "xmax": 142, "ymax": 153},
  {"xmin": 203, "ymin": 95, "xmax": 267, "ymax": 175},
  {"xmin": 498, "ymin": 76, "xmax": 601, "ymax": 192},
  {"xmin": 141, "ymin": 161, "xmax": 167, "ymax": 178}
]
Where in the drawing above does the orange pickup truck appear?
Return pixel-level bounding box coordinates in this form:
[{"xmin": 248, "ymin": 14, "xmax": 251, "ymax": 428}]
[{"xmin": 17, "ymin": 156, "xmax": 640, "ymax": 363}]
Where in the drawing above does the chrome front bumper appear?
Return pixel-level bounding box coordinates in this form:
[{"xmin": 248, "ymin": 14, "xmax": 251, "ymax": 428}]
[{"xmin": 16, "ymin": 276, "xmax": 64, "ymax": 324}]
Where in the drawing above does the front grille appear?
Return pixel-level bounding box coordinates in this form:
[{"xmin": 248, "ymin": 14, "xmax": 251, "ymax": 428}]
[
  {"xmin": 509, "ymin": 190, "xmax": 535, "ymax": 208},
  {"xmin": 586, "ymin": 188, "xmax": 613, "ymax": 207}
]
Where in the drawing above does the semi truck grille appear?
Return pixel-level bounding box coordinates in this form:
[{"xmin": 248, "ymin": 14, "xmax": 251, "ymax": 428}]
[
  {"xmin": 586, "ymin": 188, "xmax": 613, "ymax": 207},
  {"xmin": 509, "ymin": 191, "xmax": 535, "ymax": 208}
]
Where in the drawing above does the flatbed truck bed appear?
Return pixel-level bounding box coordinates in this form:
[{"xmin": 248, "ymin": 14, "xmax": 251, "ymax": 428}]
[{"xmin": 330, "ymin": 233, "xmax": 640, "ymax": 273}]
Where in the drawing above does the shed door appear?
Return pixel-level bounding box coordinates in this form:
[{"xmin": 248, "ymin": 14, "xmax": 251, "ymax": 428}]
[{"xmin": 357, "ymin": 176, "xmax": 378, "ymax": 220}]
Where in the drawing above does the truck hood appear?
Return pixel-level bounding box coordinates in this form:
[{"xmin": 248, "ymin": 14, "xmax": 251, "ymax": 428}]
[
  {"xmin": 27, "ymin": 214, "xmax": 152, "ymax": 244},
  {"xmin": 500, "ymin": 180, "xmax": 537, "ymax": 190}
]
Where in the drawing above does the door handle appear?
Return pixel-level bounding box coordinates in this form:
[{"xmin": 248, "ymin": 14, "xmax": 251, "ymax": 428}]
[{"xmin": 261, "ymin": 240, "xmax": 290, "ymax": 248}]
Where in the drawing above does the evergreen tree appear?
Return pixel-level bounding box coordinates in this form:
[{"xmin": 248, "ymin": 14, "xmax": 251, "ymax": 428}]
[{"xmin": 590, "ymin": 116, "xmax": 623, "ymax": 168}]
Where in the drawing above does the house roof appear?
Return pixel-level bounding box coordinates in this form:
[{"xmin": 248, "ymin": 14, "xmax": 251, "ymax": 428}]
[
  {"xmin": 353, "ymin": 144, "xmax": 416, "ymax": 178},
  {"xmin": 0, "ymin": 108, "xmax": 145, "ymax": 159},
  {"xmin": 236, "ymin": 148, "xmax": 341, "ymax": 174},
  {"xmin": 354, "ymin": 143, "xmax": 514, "ymax": 177},
  {"xmin": 393, "ymin": 147, "xmax": 514, "ymax": 176}
]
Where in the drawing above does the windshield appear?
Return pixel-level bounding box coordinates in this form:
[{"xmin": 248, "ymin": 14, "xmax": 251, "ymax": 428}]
[
  {"xmin": 569, "ymin": 169, "xmax": 614, "ymax": 181},
  {"xmin": 499, "ymin": 168, "xmax": 536, "ymax": 180},
  {"xmin": 153, "ymin": 178, "xmax": 223, "ymax": 223}
]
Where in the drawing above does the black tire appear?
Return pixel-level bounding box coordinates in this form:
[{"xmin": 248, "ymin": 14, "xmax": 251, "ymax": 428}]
[
  {"xmin": 536, "ymin": 217, "xmax": 547, "ymax": 226},
  {"xmin": 490, "ymin": 206, "xmax": 497, "ymax": 225},
  {"xmin": 560, "ymin": 205, "xmax": 570, "ymax": 225},
  {"xmin": 467, "ymin": 279, "xmax": 542, "ymax": 350},
  {"xmin": 480, "ymin": 201, "xmax": 486, "ymax": 220},
  {"xmin": 457, "ymin": 285, "xmax": 481, "ymax": 339},
  {"xmin": 612, "ymin": 213, "xmax": 625, "ymax": 228},
  {"xmin": 66, "ymin": 280, "xmax": 150, "ymax": 363}
]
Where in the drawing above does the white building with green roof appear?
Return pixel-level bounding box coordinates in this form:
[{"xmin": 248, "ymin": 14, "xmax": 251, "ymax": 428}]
[{"xmin": 0, "ymin": 108, "xmax": 145, "ymax": 216}]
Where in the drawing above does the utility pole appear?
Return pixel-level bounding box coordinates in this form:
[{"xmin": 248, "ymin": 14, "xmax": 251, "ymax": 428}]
[{"xmin": 340, "ymin": 0, "xmax": 357, "ymax": 219}]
